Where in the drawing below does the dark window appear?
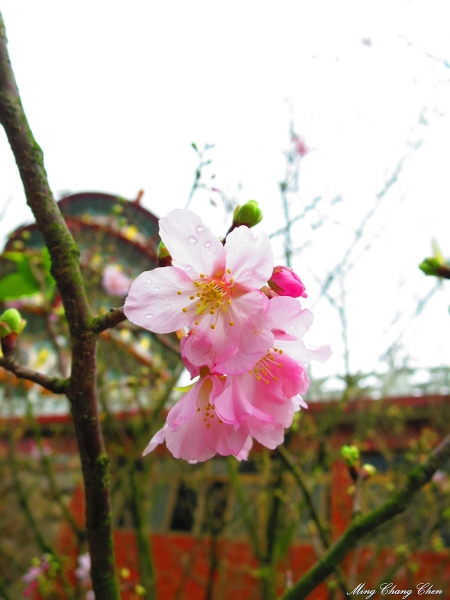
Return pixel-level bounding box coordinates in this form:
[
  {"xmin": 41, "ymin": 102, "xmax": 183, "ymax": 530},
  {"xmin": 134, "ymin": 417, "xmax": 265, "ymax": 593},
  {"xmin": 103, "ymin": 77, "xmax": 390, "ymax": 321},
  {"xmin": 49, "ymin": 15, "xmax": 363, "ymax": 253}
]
[
  {"xmin": 202, "ymin": 481, "xmax": 229, "ymax": 536},
  {"xmin": 169, "ymin": 482, "xmax": 197, "ymax": 532}
]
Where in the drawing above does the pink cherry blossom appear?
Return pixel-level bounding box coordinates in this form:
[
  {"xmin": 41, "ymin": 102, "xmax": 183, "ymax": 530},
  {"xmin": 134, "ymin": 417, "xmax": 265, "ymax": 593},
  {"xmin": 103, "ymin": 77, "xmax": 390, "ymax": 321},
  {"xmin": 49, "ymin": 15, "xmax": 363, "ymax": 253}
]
[
  {"xmin": 75, "ymin": 553, "xmax": 91, "ymax": 585},
  {"xmin": 213, "ymin": 351, "xmax": 309, "ymax": 449},
  {"xmin": 22, "ymin": 556, "xmax": 50, "ymax": 597},
  {"xmin": 292, "ymin": 134, "xmax": 309, "ymax": 157},
  {"xmin": 268, "ymin": 266, "xmax": 307, "ymax": 298},
  {"xmin": 267, "ymin": 296, "xmax": 332, "ymax": 364},
  {"xmin": 102, "ymin": 265, "xmax": 132, "ymax": 297},
  {"xmin": 143, "ymin": 373, "xmax": 252, "ymax": 462},
  {"xmin": 124, "ymin": 210, "xmax": 274, "ymax": 372}
]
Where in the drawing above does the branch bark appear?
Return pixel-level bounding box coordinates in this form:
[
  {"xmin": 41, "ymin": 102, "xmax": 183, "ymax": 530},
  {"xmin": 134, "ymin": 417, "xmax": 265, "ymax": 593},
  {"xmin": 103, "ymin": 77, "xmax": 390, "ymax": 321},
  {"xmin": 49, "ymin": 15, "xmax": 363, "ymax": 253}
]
[
  {"xmin": 0, "ymin": 13, "xmax": 120, "ymax": 600},
  {"xmin": 281, "ymin": 432, "xmax": 450, "ymax": 600},
  {"xmin": 0, "ymin": 357, "xmax": 68, "ymax": 394}
]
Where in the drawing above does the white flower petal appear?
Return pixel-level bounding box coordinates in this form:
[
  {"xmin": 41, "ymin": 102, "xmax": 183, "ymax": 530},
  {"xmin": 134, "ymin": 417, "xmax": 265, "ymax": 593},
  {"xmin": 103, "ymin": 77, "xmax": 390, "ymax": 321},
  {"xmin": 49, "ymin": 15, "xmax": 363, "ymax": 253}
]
[
  {"xmin": 124, "ymin": 266, "xmax": 197, "ymax": 334},
  {"xmin": 225, "ymin": 226, "xmax": 273, "ymax": 289},
  {"xmin": 159, "ymin": 209, "xmax": 225, "ymax": 280}
]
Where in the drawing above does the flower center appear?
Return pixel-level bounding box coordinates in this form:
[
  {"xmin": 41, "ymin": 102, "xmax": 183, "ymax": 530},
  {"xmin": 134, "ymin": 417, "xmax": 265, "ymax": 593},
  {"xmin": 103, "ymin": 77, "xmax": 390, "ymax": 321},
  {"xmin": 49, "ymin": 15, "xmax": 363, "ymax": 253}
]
[
  {"xmin": 249, "ymin": 348, "xmax": 283, "ymax": 385},
  {"xmin": 179, "ymin": 270, "xmax": 236, "ymax": 329},
  {"xmin": 195, "ymin": 377, "xmax": 223, "ymax": 427}
]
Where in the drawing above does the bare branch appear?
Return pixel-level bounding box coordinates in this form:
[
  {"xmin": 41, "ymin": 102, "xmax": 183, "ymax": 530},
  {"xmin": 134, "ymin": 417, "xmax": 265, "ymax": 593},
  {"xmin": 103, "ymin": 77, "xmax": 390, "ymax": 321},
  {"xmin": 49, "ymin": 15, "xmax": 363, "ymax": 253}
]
[
  {"xmin": 90, "ymin": 307, "xmax": 127, "ymax": 334},
  {"xmin": 282, "ymin": 432, "xmax": 450, "ymax": 600},
  {"xmin": 0, "ymin": 357, "xmax": 68, "ymax": 394}
]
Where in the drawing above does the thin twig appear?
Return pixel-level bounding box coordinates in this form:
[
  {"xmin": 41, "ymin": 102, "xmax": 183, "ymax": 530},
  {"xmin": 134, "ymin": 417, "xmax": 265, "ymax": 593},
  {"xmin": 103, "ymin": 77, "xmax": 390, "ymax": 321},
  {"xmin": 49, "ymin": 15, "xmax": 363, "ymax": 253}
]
[
  {"xmin": 281, "ymin": 432, "xmax": 450, "ymax": 600},
  {"xmin": 0, "ymin": 357, "xmax": 68, "ymax": 394}
]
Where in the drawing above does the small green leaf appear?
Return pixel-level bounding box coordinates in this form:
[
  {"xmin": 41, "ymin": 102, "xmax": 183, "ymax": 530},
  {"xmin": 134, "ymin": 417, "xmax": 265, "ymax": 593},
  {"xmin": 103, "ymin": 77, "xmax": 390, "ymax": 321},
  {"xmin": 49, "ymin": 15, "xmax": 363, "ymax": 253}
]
[
  {"xmin": 0, "ymin": 322, "xmax": 11, "ymax": 337},
  {"xmin": 173, "ymin": 382, "xmax": 197, "ymax": 393},
  {"xmin": 0, "ymin": 273, "xmax": 40, "ymax": 300}
]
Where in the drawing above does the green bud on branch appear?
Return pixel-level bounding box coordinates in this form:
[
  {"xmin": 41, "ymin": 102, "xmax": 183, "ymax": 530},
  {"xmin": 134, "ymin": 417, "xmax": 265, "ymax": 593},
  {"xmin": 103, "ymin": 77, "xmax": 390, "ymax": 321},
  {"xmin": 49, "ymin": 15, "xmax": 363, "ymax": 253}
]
[
  {"xmin": 233, "ymin": 200, "xmax": 263, "ymax": 228},
  {"xmin": 341, "ymin": 445, "xmax": 360, "ymax": 468}
]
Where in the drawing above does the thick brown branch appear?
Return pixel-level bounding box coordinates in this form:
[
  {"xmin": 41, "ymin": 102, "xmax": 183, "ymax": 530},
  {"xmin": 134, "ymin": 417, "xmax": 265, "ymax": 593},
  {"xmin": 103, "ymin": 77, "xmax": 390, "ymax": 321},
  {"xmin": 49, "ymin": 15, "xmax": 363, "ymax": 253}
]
[
  {"xmin": 0, "ymin": 13, "xmax": 120, "ymax": 600},
  {"xmin": 0, "ymin": 357, "xmax": 68, "ymax": 394}
]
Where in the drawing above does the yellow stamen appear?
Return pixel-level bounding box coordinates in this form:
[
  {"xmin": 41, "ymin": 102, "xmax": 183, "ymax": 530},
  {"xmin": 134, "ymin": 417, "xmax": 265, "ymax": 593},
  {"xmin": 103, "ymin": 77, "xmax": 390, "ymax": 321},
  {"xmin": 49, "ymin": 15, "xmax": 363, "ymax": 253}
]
[
  {"xmin": 182, "ymin": 307, "xmax": 188, "ymax": 313},
  {"xmin": 210, "ymin": 324, "xmax": 215, "ymax": 329},
  {"xmin": 177, "ymin": 291, "xmax": 182, "ymax": 295},
  {"xmin": 190, "ymin": 296, "xmax": 195, "ymax": 300}
]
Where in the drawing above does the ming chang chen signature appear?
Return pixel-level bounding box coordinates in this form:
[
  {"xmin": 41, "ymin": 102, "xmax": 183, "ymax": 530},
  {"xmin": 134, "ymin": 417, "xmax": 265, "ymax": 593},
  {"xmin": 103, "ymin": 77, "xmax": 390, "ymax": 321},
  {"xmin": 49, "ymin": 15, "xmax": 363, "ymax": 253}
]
[{"xmin": 347, "ymin": 583, "xmax": 444, "ymax": 599}]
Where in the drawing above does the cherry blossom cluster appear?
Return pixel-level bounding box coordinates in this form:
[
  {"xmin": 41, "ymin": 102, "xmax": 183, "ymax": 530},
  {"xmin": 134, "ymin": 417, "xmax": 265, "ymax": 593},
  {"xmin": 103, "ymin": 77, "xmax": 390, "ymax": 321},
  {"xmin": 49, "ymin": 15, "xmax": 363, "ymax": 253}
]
[{"xmin": 124, "ymin": 209, "xmax": 330, "ymax": 462}]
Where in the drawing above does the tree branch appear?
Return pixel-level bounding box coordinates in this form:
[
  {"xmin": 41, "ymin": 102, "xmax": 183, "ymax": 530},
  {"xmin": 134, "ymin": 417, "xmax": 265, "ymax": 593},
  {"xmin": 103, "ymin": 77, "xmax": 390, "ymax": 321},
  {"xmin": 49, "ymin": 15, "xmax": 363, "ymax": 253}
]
[
  {"xmin": 277, "ymin": 446, "xmax": 349, "ymax": 597},
  {"xmin": 90, "ymin": 307, "xmax": 127, "ymax": 334},
  {"xmin": 0, "ymin": 357, "xmax": 68, "ymax": 394},
  {"xmin": 281, "ymin": 432, "xmax": 450, "ymax": 600},
  {"xmin": 0, "ymin": 13, "xmax": 120, "ymax": 600}
]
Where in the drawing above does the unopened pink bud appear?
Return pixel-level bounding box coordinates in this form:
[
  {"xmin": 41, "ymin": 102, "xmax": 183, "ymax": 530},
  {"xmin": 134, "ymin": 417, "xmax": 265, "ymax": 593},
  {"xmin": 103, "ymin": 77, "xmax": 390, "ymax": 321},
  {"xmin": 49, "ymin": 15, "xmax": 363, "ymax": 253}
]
[{"xmin": 268, "ymin": 266, "xmax": 307, "ymax": 298}]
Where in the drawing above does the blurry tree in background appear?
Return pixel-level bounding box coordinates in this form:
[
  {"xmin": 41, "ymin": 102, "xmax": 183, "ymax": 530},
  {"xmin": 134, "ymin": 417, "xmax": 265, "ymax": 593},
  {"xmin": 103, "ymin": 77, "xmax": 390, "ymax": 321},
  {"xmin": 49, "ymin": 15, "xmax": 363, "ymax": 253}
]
[{"xmin": 1, "ymin": 8, "xmax": 450, "ymax": 600}]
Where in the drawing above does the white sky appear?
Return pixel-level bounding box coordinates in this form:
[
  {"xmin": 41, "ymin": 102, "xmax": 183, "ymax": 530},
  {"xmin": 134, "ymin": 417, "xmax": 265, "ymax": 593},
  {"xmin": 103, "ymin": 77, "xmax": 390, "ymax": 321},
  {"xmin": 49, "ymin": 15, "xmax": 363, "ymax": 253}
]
[{"xmin": 1, "ymin": 0, "xmax": 450, "ymax": 382}]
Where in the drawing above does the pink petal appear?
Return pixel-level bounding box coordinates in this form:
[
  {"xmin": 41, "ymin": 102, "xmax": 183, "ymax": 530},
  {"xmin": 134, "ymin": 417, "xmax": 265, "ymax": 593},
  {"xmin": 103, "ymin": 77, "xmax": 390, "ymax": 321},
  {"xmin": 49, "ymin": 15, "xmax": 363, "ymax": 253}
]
[
  {"xmin": 167, "ymin": 377, "xmax": 225, "ymax": 431},
  {"xmin": 235, "ymin": 436, "xmax": 253, "ymax": 461},
  {"xmin": 180, "ymin": 336, "xmax": 201, "ymax": 379},
  {"xmin": 268, "ymin": 296, "xmax": 313, "ymax": 340},
  {"xmin": 293, "ymin": 395, "xmax": 308, "ymax": 410},
  {"xmin": 124, "ymin": 266, "xmax": 197, "ymax": 334},
  {"xmin": 224, "ymin": 226, "xmax": 273, "ymax": 289},
  {"xmin": 215, "ymin": 375, "xmax": 274, "ymax": 425},
  {"xmin": 142, "ymin": 425, "xmax": 167, "ymax": 456},
  {"xmin": 227, "ymin": 291, "xmax": 274, "ymax": 357},
  {"xmin": 278, "ymin": 339, "xmax": 332, "ymax": 365},
  {"xmin": 165, "ymin": 404, "xmax": 249, "ymax": 462},
  {"xmin": 247, "ymin": 417, "xmax": 286, "ymax": 449},
  {"xmin": 182, "ymin": 312, "xmax": 236, "ymax": 371},
  {"xmin": 159, "ymin": 209, "xmax": 225, "ymax": 281}
]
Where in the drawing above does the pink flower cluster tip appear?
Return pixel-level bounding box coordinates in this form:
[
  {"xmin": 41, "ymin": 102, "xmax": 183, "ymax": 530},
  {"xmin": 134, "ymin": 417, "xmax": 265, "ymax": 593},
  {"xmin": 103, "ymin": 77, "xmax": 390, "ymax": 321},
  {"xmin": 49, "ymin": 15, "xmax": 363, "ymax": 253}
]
[
  {"xmin": 124, "ymin": 209, "xmax": 330, "ymax": 462},
  {"xmin": 268, "ymin": 266, "xmax": 307, "ymax": 298}
]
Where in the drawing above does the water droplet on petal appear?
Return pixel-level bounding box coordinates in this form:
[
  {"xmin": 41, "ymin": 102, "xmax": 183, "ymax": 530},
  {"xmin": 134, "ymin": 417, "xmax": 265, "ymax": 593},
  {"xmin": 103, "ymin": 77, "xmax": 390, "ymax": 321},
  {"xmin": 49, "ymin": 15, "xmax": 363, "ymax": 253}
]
[
  {"xmin": 188, "ymin": 235, "xmax": 197, "ymax": 243},
  {"xmin": 146, "ymin": 278, "xmax": 152, "ymax": 283},
  {"xmin": 155, "ymin": 286, "xmax": 160, "ymax": 291},
  {"xmin": 146, "ymin": 314, "xmax": 154, "ymax": 319},
  {"xmin": 186, "ymin": 265, "xmax": 192, "ymax": 272},
  {"xmin": 196, "ymin": 225, "xmax": 205, "ymax": 233},
  {"xmin": 166, "ymin": 305, "xmax": 171, "ymax": 310},
  {"xmin": 205, "ymin": 241, "xmax": 211, "ymax": 248},
  {"xmin": 165, "ymin": 297, "xmax": 169, "ymax": 302}
]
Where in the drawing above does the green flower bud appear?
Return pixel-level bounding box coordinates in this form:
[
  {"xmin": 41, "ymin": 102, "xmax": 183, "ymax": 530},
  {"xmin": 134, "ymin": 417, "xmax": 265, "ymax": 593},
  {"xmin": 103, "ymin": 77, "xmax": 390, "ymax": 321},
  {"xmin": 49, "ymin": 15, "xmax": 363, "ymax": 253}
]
[
  {"xmin": 234, "ymin": 200, "xmax": 263, "ymax": 228},
  {"xmin": 0, "ymin": 308, "xmax": 26, "ymax": 336},
  {"xmin": 341, "ymin": 445, "xmax": 360, "ymax": 467},
  {"xmin": 361, "ymin": 463, "xmax": 376, "ymax": 479},
  {"xmin": 419, "ymin": 257, "xmax": 443, "ymax": 276}
]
